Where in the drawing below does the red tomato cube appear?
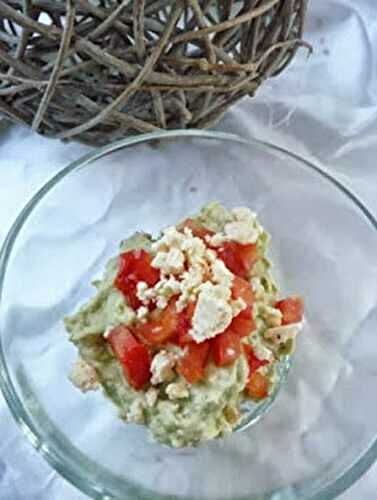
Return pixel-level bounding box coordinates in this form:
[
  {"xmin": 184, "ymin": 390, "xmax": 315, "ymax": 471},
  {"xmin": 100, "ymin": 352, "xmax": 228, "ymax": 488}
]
[
  {"xmin": 276, "ymin": 296, "xmax": 304, "ymax": 325},
  {"xmin": 212, "ymin": 329, "xmax": 241, "ymax": 367},
  {"xmin": 178, "ymin": 341, "xmax": 211, "ymax": 384},
  {"xmin": 107, "ymin": 325, "xmax": 151, "ymax": 390}
]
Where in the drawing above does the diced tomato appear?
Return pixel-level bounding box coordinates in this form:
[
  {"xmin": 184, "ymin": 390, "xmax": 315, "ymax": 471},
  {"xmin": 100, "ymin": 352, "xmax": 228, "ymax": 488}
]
[
  {"xmin": 133, "ymin": 299, "xmax": 178, "ymax": 345},
  {"xmin": 246, "ymin": 371, "xmax": 269, "ymax": 400},
  {"xmin": 230, "ymin": 315, "xmax": 255, "ymax": 337},
  {"xmin": 217, "ymin": 242, "xmax": 244, "ymax": 277},
  {"xmin": 107, "ymin": 325, "xmax": 151, "ymax": 390},
  {"xmin": 276, "ymin": 296, "xmax": 304, "ymax": 325},
  {"xmin": 244, "ymin": 344, "xmax": 269, "ymax": 373},
  {"xmin": 181, "ymin": 218, "xmax": 214, "ymax": 240},
  {"xmin": 237, "ymin": 243, "xmax": 258, "ymax": 272},
  {"xmin": 217, "ymin": 242, "xmax": 258, "ymax": 278},
  {"xmin": 178, "ymin": 341, "xmax": 211, "ymax": 384},
  {"xmin": 232, "ymin": 276, "xmax": 255, "ymax": 306},
  {"xmin": 238, "ymin": 305, "xmax": 253, "ymax": 320},
  {"xmin": 176, "ymin": 301, "xmax": 196, "ymax": 345},
  {"xmin": 212, "ymin": 329, "xmax": 241, "ymax": 367},
  {"xmin": 114, "ymin": 249, "xmax": 160, "ymax": 309}
]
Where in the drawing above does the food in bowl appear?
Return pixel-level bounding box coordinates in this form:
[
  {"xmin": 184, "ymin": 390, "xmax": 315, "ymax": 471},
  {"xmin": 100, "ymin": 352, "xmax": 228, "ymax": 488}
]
[{"xmin": 64, "ymin": 203, "xmax": 304, "ymax": 447}]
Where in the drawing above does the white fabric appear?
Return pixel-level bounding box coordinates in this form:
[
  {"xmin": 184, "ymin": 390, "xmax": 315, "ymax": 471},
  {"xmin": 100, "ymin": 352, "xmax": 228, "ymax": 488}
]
[{"xmin": 0, "ymin": 0, "xmax": 376, "ymax": 498}]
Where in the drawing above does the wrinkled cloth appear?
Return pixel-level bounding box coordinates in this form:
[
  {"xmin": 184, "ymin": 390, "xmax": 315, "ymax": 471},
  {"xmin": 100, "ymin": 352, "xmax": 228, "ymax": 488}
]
[{"xmin": 0, "ymin": 0, "xmax": 377, "ymax": 498}]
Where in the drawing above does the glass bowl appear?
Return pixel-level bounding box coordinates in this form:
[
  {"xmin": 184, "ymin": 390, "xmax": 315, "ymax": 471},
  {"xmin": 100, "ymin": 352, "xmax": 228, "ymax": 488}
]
[{"xmin": 1, "ymin": 130, "xmax": 377, "ymax": 500}]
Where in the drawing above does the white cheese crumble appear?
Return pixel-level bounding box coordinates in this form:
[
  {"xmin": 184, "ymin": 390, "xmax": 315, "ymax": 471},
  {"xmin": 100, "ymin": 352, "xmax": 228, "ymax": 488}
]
[
  {"xmin": 137, "ymin": 275, "xmax": 181, "ymax": 309},
  {"xmin": 150, "ymin": 350, "xmax": 177, "ymax": 385},
  {"xmin": 211, "ymin": 258, "xmax": 233, "ymax": 288},
  {"xmin": 145, "ymin": 387, "xmax": 159, "ymax": 407},
  {"xmin": 190, "ymin": 283, "xmax": 233, "ymax": 343},
  {"xmin": 224, "ymin": 220, "xmax": 260, "ymax": 245},
  {"xmin": 136, "ymin": 281, "xmax": 150, "ymax": 302},
  {"xmin": 69, "ymin": 358, "xmax": 99, "ymax": 392},
  {"xmin": 264, "ymin": 322, "xmax": 303, "ymax": 344},
  {"xmin": 251, "ymin": 276, "xmax": 265, "ymax": 299},
  {"xmin": 207, "ymin": 206, "xmax": 263, "ymax": 246},
  {"xmin": 151, "ymin": 226, "xmax": 184, "ymax": 252},
  {"xmin": 136, "ymin": 306, "xmax": 149, "ymax": 322},
  {"xmin": 250, "ymin": 341, "xmax": 274, "ymax": 362},
  {"xmin": 231, "ymin": 298, "xmax": 247, "ymax": 317},
  {"xmin": 260, "ymin": 305, "xmax": 283, "ymax": 327},
  {"xmin": 176, "ymin": 264, "xmax": 204, "ymax": 312},
  {"xmin": 232, "ymin": 207, "xmax": 257, "ymax": 223},
  {"xmin": 166, "ymin": 382, "xmax": 189, "ymax": 400},
  {"xmin": 152, "ymin": 247, "xmax": 185, "ymax": 275}
]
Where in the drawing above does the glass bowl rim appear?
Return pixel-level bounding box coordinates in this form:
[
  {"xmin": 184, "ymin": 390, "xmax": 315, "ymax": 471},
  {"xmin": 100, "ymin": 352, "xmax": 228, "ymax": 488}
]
[{"xmin": 0, "ymin": 129, "xmax": 376, "ymax": 500}]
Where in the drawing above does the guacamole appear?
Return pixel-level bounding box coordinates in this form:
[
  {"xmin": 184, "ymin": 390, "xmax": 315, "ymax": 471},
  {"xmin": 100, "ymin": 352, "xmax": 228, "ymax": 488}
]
[{"xmin": 65, "ymin": 203, "xmax": 304, "ymax": 447}]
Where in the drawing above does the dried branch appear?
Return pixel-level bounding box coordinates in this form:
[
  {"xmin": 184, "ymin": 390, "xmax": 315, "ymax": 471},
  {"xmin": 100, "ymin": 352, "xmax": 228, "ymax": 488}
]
[{"xmin": 0, "ymin": 0, "xmax": 308, "ymax": 145}]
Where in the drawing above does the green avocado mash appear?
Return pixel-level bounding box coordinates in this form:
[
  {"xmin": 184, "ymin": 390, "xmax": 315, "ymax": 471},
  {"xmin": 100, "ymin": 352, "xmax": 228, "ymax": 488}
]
[{"xmin": 65, "ymin": 203, "xmax": 299, "ymax": 447}]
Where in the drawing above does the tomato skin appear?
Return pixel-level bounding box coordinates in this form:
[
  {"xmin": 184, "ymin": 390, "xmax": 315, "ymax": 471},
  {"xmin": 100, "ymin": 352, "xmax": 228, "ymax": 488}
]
[
  {"xmin": 276, "ymin": 296, "xmax": 304, "ymax": 325},
  {"xmin": 232, "ymin": 276, "xmax": 255, "ymax": 306},
  {"xmin": 217, "ymin": 242, "xmax": 258, "ymax": 278},
  {"xmin": 247, "ymin": 371, "xmax": 269, "ymax": 400},
  {"xmin": 229, "ymin": 277, "xmax": 256, "ymax": 337},
  {"xmin": 230, "ymin": 315, "xmax": 255, "ymax": 337},
  {"xmin": 237, "ymin": 244, "xmax": 258, "ymax": 273},
  {"xmin": 134, "ymin": 300, "xmax": 178, "ymax": 345},
  {"xmin": 114, "ymin": 250, "xmax": 160, "ymax": 309},
  {"xmin": 217, "ymin": 242, "xmax": 244, "ymax": 277},
  {"xmin": 238, "ymin": 305, "xmax": 253, "ymax": 320},
  {"xmin": 132, "ymin": 250, "xmax": 160, "ymax": 285},
  {"xmin": 181, "ymin": 219, "xmax": 214, "ymax": 240},
  {"xmin": 212, "ymin": 329, "xmax": 241, "ymax": 367},
  {"xmin": 176, "ymin": 302, "xmax": 196, "ymax": 345},
  {"xmin": 107, "ymin": 325, "xmax": 151, "ymax": 390},
  {"xmin": 178, "ymin": 341, "xmax": 211, "ymax": 384}
]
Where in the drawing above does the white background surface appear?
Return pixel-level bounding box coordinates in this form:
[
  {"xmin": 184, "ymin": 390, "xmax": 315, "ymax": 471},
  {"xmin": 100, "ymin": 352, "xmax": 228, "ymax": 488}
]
[{"xmin": 0, "ymin": 0, "xmax": 376, "ymax": 498}]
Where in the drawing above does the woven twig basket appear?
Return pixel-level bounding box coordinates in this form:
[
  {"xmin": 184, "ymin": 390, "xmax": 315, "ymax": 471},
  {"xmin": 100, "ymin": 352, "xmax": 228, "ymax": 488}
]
[{"xmin": 0, "ymin": 1, "xmax": 308, "ymax": 146}]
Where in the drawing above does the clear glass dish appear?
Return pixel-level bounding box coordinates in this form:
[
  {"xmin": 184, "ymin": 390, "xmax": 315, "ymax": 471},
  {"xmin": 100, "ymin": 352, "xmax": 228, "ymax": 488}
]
[{"xmin": 0, "ymin": 130, "xmax": 376, "ymax": 500}]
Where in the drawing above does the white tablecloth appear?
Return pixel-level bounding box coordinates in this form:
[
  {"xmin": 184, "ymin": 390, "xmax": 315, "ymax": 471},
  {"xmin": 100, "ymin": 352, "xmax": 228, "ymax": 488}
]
[{"xmin": 1, "ymin": 0, "xmax": 376, "ymax": 498}]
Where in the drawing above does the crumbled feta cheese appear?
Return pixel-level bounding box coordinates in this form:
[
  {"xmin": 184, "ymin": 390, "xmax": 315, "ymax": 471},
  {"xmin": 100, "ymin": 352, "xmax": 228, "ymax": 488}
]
[
  {"xmin": 127, "ymin": 399, "xmax": 144, "ymax": 423},
  {"xmin": 231, "ymin": 298, "xmax": 246, "ymax": 317},
  {"xmin": 224, "ymin": 220, "xmax": 260, "ymax": 245},
  {"xmin": 155, "ymin": 276, "xmax": 181, "ymax": 296},
  {"xmin": 176, "ymin": 265, "xmax": 204, "ymax": 312},
  {"xmin": 145, "ymin": 387, "xmax": 159, "ymax": 407},
  {"xmin": 181, "ymin": 234, "xmax": 207, "ymax": 264},
  {"xmin": 136, "ymin": 281, "xmax": 149, "ymax": 302},
  {"xmin": 156, "ymin": 295, "xmax": 168, "ymax": 310},
  {"xmin": 251, "ymin": 341, "xmax": 274, "ymax": 362},
  {"xmin": 261, "ymin": 305, "xmax": 283, "ymax": 327},
  {"xmin": 231, "ymin": 207, "xmax": 257, "ymax": 223},
  {"xmin": 152, "ymin": 247, "xmax": 185, "ymax": 275},
  {"xmin": 150, "ymin": 350, "xmax": 176, "ymax": 385},
  {"xmin": 264, "ymin": 322, "xmax": 303, "ymax": 344},
  {"xmin": 207, "ymin": 207, "xmax": 262, "ymax": 246},
  {"xmin": 166, "ymin": 382, "xmax": 189, "ymax": 400},
  {"xmin": 69, "ymin": 358, "xmax": 99, "ymax": 392},
  {"xmin": 211, "ymin": 258, "xmax": 233, "ymax": 289},
  {"xmin": 207, "ymin": 233, "xmax": 226, "ymax": 247},
  {"xmin": 190, "ymin": 283, "xmax": 233, "ymax": 342},
  {"xmin": 137, "ymin": 306, "xmax": 149, "ymax": 321},
  {"xmin": 251, "ymin": 277, "xmax": 264, "ymax": 299},
  {"xmin": 152, "ymin": 226, "xmax": 184, "ymax": 252}
]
